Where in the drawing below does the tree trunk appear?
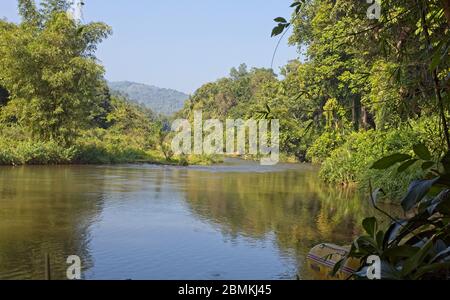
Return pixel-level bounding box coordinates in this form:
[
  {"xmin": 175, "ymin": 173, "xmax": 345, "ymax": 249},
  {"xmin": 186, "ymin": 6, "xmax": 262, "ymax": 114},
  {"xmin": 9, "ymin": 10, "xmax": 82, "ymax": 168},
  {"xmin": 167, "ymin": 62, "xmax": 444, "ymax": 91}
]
[
  {"xmin": 352, "ymin": 96, "xmax": 361, "ymax": 131},
  {"xmin": 361, "ymin": 106, "xmax": 368, "ymax": 130},
  {"xmin": 0, "ymin": 86, "xmax": 9, "ymax": 106},
  {"xmin": 421, "ymin": 0, "xmax": 450, "ymax": 149},
  {"xmin": 442, "ymin": 0, "xmax": 450, "ymax": 26}
]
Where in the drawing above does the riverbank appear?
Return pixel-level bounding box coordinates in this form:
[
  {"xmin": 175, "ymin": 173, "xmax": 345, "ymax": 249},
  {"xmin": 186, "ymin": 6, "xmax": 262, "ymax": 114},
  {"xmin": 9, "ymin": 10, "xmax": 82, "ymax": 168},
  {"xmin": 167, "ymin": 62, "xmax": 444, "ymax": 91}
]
[
  {"xmin": 0, "ymin": 135, "xmax": 406, "ymax": 204},
  {"xmin": 0, "ymin": 138, "xmax": 223, "ymax": 167}
]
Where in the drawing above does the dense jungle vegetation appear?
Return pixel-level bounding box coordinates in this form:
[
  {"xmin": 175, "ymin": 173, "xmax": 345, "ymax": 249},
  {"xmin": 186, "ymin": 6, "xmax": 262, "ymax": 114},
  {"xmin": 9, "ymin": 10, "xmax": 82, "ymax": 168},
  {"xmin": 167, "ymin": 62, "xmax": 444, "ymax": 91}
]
[
  {"xmin": 1, "ymin": 0, "xmax": 450, "ymax": 280},
  {"xmin": 264, "ymin": 0, "xmax": 450, "ymax": 280},
  {"xmin": 177, "ymin": 0, "xmax": 450, "ymax": 202},
  {"xmin": 0, "ymin": 0, "xmax": 213, "ymax": 166},
  {"xmin": 1, "ymin": 0, "xmax": 450, "ymax": 203}
]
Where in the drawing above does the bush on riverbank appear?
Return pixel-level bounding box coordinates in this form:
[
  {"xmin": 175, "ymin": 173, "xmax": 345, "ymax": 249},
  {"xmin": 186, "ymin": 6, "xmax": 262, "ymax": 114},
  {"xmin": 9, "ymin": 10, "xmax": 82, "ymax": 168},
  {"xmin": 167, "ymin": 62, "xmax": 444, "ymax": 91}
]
[
  {"xmin": 318, "ymin": 118, "xmax": 442, "ymax": 201},
  {"xmin": 0, "ymin": 138, "xmax": 75, "ymax": 165},
  {"xmin": 0, "ymin": 137, "xmax": 147, "ymax": 166},
  {"xmin": 0, "ymin": 132, "xmax": 222, "ymax": 166},
  {"xmin": 306, "ymin": 131, "xmax": 346, "ymax": 164}
]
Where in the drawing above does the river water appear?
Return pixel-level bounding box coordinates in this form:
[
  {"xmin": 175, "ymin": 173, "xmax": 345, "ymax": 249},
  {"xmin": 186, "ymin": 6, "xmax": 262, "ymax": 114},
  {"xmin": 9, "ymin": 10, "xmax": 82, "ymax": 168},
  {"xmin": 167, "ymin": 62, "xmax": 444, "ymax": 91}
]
[{"xmin": 0, "ymin": 159, "xmax": 382, "ymax": 279}]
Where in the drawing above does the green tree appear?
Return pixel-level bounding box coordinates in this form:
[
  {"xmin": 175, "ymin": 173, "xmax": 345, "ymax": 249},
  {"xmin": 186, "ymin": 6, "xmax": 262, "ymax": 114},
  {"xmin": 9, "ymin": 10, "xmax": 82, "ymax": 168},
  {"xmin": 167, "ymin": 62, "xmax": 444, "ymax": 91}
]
[
  {"xmin": 272, "ymin": 0, "xmax": 450, "ymax": 278},
  {"xmin": 18, "ymin": 0, "xmax": 41, "ymax": 26},
  {"xmin": 106, "ymin": 95, "xmax": 157, "ymax": 150},
  {"xmin": 0, "ymin": 0, "xmax": 112, "ymax": 144},
  {"xmin": 39, "ymin": 0, "xmax": 71, "ymax": 20}
]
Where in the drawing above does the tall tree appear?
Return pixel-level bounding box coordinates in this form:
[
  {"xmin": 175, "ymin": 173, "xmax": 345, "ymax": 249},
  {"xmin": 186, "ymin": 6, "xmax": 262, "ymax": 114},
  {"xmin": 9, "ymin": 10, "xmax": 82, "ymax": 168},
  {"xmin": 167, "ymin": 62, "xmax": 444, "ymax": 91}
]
[
  {"xmin": 40, "ymin": 0, "xmax": 71, "ymax": 18},
  {"xmin": 273, "ymin": 0, "xmax": 449, "ymax": 136},
  {"xmin": 18, "ymin": 0, "xmax": 41, "ymax": 26},
  {"xmin": 0, "ymin": 0, "xmax": 112, "ymax": 143}
]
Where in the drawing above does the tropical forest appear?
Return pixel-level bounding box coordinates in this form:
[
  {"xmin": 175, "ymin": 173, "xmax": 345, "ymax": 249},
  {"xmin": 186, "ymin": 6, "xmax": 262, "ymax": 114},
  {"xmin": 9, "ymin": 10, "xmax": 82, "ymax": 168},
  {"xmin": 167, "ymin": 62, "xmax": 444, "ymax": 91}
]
[{"xmin": 0, "ymin": 0, "xmax": 450, "ymax": 281}]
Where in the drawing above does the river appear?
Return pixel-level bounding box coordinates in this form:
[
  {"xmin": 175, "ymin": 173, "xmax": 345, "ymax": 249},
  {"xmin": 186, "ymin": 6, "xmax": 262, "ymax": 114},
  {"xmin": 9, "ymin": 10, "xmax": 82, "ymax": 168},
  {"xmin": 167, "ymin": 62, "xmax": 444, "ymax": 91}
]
[{"xmin": 0, "ymin": 158, "xmax": 385, "ymax": 280}]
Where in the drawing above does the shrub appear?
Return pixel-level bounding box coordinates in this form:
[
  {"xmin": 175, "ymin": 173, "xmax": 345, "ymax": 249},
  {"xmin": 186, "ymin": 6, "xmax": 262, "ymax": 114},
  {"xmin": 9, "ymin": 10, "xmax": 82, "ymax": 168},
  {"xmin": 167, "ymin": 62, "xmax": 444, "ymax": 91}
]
[
  {"xmin": 0, "ymin": 139, "xmax": 76, "ymax": 165},
  {"xmin": 334, "ymin": 146, "xmax": 450, "ymax": 280},
  {"xmin": 307, "ymin": 130, "xmax": 346, "ymax": 164},
  {"xmin": 0, "ymin": 132, "xmax": 149, "ymax": 166},
  {"xmin": 319, "ymin": 124, "xmax": 430, "ymax": 201},
  {"xmin": 73, "ymin": 134, "xmax": 149, "ymax": 164}
]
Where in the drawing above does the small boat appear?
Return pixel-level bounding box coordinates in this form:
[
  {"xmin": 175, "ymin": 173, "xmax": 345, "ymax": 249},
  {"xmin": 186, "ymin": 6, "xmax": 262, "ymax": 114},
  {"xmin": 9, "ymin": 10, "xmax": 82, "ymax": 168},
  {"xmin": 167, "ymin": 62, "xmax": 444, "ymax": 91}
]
[{"xmin": 306, "ymin": 243, "xmax": 360, "ymax": 280}]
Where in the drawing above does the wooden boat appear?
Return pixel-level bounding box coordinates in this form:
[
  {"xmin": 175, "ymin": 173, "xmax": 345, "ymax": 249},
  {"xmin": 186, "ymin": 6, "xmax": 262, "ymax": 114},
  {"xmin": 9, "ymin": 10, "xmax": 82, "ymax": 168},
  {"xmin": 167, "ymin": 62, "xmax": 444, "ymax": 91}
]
[{"xmin": 306, "ymin": 243, "xmax": 360, "ymax": 280}]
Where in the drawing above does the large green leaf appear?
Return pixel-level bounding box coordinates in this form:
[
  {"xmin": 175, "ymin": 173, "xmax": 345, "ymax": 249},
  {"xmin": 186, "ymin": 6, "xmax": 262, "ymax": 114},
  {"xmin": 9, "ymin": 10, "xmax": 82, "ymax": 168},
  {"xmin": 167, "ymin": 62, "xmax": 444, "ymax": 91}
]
[
  {"xmin": 413, "ymin": 143, "xmax": 432, "ymax": 161},
  {"xmin": 355, "ymin": 236, "xmax": 379, "ymax": 253},
  {"xmin": 371, "ymin": 154, "xmax": 411, "ymax": 170},
  {"xmin": 401, "ymin": 177, "xmax": 440, "ymax": 211},
  {"xmin": 290, "ymin": 0, "xmax": 303, "ymax": 13},
  {"xmin": 396, "ymin": 214, "xmax": 430, "ymax": 244},
  {"xmin": 398, "ymin": 159, "xmax": 418, "ymax": 173},
  {"xmin": 383, "ymin": 220, "xmax": 408, "ymax": 247},
  {"xmin": 402, "ymin": 238, "xmax": 434, "ymax": 277},
  {"xmin": 427, "ymin": 189, "xmax": 450, "ymax": 215},
  {"xmin": 363, "ymin": 217, "xmax": 377, "ymax": 237},
  {"xmin": 376, "ymin": 230, "xmax": 385, "ymax": 248},
  {"xmin": 421, "ymin": 161, "xmax": 434, "ymax": 171},
  {"xmin": 412, "ymin": 262, "xmax": 450, "ymax": 279},
  {"xmin": 271, "ymin": 24, "xmax": 286, "ymax": 37},
  {"xmin": 274, "ymin": 17, "xmax": 287, "ymax": 23},
  {"xmin": 430, "ymin": 247, "xmax": 450, "ymax": 264},
  {"xmin": 383, "ymin": 245, "xmax": 419, "ymax": 259}
]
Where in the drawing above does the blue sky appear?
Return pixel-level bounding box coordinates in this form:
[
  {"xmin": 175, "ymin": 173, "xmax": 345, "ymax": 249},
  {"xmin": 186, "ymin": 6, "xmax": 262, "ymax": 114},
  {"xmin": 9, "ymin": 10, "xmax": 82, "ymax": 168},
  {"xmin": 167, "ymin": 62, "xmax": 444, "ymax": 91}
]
[{"xmin": 1, "ymin": 0, "xmax": 299, "ymax": 94}]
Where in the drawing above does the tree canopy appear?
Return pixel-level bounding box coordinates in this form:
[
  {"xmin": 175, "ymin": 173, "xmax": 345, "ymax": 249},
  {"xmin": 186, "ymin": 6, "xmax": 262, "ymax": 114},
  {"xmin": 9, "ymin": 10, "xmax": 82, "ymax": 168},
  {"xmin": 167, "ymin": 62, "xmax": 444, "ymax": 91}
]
[{"xmin": 0, "ymin": 0, "xmax": 111, "ymax": 143}]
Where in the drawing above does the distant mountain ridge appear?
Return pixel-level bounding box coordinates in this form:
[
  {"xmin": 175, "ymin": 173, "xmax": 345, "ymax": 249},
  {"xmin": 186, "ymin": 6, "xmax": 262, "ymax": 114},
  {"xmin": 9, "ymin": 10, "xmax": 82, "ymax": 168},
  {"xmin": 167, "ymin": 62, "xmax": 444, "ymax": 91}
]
[{"xmin": 108, "ymin": 81, "xmax": 189, "ymax": 115}]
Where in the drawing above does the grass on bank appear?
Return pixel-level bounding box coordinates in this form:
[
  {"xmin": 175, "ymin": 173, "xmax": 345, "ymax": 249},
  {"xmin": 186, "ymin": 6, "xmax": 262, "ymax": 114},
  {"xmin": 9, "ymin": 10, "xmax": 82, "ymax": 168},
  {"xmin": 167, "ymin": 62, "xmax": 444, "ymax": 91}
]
[
  {"xmin": 0, "ymin": 131, "xmax": 222, "ymax": 167},
  {"xmin": 314, "ymin": 117, "xmax": 441, "ymax": 202}
]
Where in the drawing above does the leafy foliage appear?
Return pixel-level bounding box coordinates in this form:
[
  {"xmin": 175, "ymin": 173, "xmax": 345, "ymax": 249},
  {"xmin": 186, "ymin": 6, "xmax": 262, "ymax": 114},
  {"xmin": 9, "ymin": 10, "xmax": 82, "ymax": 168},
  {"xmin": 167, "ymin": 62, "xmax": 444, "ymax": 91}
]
[
  {"xmin": 0, "ymin": 1, "xmax": 199, "ymax": 166},
  {"xmin": 0, "ymin": 0, "xmax": 112, "ymax": 144},
  {"xmin": 271, "ymin": 1, "xmax": 450, "ymax": 278},
  {"xmin": 334, "ymin": 144, "xmax": 450, "ymax": 280},
  {"xmin": 264, "ymin": 0, "xmax": 450, "ymax": 201}
]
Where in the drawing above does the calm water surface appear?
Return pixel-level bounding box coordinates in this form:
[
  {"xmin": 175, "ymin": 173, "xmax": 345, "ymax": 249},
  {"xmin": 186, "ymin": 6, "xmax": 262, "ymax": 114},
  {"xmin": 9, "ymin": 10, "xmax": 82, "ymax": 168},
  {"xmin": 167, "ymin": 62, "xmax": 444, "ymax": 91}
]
[{"xmin": 0, "ymin": 159, "xmax": 385, "ymax": 280}]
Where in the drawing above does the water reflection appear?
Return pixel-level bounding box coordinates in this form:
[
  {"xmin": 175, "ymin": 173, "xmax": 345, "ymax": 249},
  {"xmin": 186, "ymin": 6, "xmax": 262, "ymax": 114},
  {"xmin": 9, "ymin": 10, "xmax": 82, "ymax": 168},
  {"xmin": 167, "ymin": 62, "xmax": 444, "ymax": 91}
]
[
  {"xmin": 0, "ymin": 166, "xmax": 104, "ymax": 279},
  {"xmin": 179, "ymin": 161, "xmax": 378, "ymax": 279},
  {"xmin": 0, "ymin": 160, "xmax": 394, "ymax": 279}
]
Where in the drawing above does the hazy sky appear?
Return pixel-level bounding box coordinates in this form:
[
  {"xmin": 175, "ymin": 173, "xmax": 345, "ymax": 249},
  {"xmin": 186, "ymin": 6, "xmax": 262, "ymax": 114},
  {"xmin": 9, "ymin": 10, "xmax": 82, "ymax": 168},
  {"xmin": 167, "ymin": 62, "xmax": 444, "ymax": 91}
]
[{"xmin": 1, "ymin": 0, "xmax": 299, "ymax": 93}]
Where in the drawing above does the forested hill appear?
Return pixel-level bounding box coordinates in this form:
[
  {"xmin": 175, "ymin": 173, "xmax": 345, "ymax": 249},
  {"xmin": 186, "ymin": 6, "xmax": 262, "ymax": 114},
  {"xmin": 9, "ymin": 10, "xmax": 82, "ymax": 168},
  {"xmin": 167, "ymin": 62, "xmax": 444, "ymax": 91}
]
[{"xmin": 108, "ymin": 81, "xmax": 189, "ymax": 115}]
